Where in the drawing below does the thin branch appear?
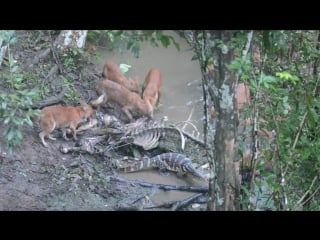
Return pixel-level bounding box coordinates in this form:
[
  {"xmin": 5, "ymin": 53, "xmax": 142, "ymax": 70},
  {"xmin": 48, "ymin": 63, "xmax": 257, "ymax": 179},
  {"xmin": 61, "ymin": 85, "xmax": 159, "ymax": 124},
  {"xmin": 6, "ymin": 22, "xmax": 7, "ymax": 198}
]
[
  {"xmin": 242, "ymin": 31, "xmax": 253, "ymax": 59},
  {"xmin": 300, "ymin": 185, "xmax": 320, "ymax": 208},
  {"xmin": 49, "ymin": 31, "xmax": 63, "ymax": 74},
  {"xmin": 294, "ymin": 175, "xmax": 318, "ymax": 210},
  {"xmin": 283, "ymin": 64, "xmax": 320, "ymax": 177},
  {"xmin": 180, "ymin": 106, "xmax": 194, "ymax": 131}
]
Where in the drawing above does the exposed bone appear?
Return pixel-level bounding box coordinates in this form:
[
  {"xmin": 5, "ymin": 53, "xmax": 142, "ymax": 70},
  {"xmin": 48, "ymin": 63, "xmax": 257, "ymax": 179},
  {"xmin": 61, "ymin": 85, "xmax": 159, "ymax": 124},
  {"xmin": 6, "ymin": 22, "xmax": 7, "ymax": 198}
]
[
  {"xmin": 143, "ymin": 130, "xmax": 160, "ymax": 150},
  {"xmin": 77, "ymin": 118, "xmax": 98, "ymax": 133}
]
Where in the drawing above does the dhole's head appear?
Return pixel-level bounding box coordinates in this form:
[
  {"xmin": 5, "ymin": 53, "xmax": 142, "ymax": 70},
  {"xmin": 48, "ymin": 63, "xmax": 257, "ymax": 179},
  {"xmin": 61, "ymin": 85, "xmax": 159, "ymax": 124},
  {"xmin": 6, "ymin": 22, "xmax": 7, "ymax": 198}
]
[
  {"xmin": 101, "ymin": 60, "xmax": 120, "ymax": 79},
  {"xmin": 129, "ymin": 77, "xmax": 140, "ymax": 93},
  {"xmin": 79, "ymin": 100, "xmax": 95, "ymax": 118},
  {"xmin": 143, "ymin": 99, "xmax": 154, "ymax": 119}
]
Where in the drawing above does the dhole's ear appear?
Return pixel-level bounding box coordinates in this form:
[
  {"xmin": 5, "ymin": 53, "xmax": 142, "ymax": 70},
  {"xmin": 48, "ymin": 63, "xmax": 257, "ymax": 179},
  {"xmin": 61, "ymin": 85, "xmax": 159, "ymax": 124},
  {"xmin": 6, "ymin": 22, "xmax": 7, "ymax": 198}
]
[
  {"xmin": 80, "ymin": 100, "xmax": 89, "ymax": 111},
  {"xmin": 130, "ymin": 77, "xmax": 140, "ymax": 93},
  {"xmin": 80, "ymin": 100, "xmax": 87, "ymax": 106},
  {"xmin": 102, "ymin": 65, "xmax": 107, "ymax": 78},
  {"xmin": 132, "ymin": 77, "xmax": 139, "ymax": 85}
]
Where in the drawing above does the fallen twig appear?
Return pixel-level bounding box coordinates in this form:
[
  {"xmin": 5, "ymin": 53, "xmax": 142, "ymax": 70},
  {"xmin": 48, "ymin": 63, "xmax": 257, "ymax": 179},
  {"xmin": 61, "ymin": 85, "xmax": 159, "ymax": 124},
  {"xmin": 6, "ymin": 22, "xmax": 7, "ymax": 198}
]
[
  {"xmin": 24, "ymin": 48, "xmax": 51, "ymax": 70},
  {"xmin": 29, "ymin": 86, "xmax": 66, "ymax": 109}
]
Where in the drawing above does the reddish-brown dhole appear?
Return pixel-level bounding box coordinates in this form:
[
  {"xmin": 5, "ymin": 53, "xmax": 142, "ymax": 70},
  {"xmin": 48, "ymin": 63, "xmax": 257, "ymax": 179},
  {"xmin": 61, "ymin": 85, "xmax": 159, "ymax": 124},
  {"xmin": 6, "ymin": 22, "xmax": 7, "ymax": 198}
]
[
  {"xmin": 91, "ymin": 79, "xmax": 153, "ymax": 122},
  {"xmin": 142, "ymin": 68, "xmax": 162, "ymax": 114},
  {"xmin": 38, "ymin": 100, "xmax": 95, "ymax": 147},
  {"xmin": 102, "ymin": 60, "xmax": 139, "ymax": 93}
]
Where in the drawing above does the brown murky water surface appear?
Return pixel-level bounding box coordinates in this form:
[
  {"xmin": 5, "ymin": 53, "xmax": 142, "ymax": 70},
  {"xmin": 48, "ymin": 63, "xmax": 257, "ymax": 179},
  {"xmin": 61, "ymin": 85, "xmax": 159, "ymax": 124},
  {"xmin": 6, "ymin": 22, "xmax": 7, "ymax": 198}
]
[{"xmin": 93, "ymin": 31, "xmax": 207, "ymax": 207}]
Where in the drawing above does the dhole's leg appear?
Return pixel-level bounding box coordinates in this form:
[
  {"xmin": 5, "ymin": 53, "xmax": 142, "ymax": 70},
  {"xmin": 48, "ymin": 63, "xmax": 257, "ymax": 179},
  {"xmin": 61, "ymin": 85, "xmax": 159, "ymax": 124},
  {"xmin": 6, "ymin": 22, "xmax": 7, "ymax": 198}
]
[
  {"xmin": 145, "ymin": 99, "xmax": 154, "ymax": 119},
  {"xmin": 122, "ymin": 107, "xmax": 133, "ymax": 122},
  {"xmin": 157, "ymin": 89, "xmax": 161, "ymax": 106},
  {"xmin": 72, "ymin": 128, "xmax": 78, "ymax": 140},
  {"xmin": 39, "ymin": 131, "xmax": 49, "ymax": 147},
  {"xmin": 61, "ymin": 127, "xmax": 70, "ymax": 140},
  {"xmin": 39, "ymin": 119, "xmax": 55, "ymax": 147},
  {"xmin": 69, "ymin": 123, "xmax": 78, "ymax": 140},
  {"xmin": 153, "ymin": 92, "xmax": 159, "ymax": 109},
  {"xmin": 48, "ymin": 134, "xmax": 57, "ymax": 140}
]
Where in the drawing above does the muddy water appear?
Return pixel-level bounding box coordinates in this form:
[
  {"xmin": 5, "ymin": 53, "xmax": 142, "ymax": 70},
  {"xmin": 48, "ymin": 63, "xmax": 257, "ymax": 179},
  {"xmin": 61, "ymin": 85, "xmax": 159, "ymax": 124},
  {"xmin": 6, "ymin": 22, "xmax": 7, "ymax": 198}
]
[{"xmin": 94, "ymin": 31, "xmax": 207, "ymax": 209}]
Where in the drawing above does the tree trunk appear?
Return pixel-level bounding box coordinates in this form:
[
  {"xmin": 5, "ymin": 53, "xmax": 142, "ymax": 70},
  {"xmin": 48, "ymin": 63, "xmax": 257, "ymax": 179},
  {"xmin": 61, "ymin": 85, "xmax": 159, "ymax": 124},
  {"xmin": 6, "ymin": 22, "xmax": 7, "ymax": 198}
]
[
  {"xmin": 54, "ymin": 30, "xmax": 88, "ymax": 50},
  {"xmin": 207, "ymin": 30, "xmax": 241, "ymax": 211}
]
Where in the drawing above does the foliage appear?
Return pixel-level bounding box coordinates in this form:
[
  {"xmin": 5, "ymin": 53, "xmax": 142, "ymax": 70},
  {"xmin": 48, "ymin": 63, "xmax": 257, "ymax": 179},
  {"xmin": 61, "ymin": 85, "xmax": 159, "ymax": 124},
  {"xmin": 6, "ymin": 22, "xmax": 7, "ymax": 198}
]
[
  {"xmin": 257, "ymin": 31, "xmax": 320, "ymax": 210},
  {"xmin": 240, "ymin": 30, "xmax": 320, "ymax": 210},
  {"xmin": 0, "ymin": 30, "xmax": 41, "ymax": 154},
  {"xmin": 87, "ymin": 30, "xmax": 180, "ymax": 58},
  {"xmin": 187, "ymin": 29, "xmax": 320, "ymax": 210},
  {"xmin": 59, "ymin": 75, "xmax": 80, "ymax": 102},
  {"xmin": 60, "ymin": 48, "xmax": 87, "ymax": 72}
]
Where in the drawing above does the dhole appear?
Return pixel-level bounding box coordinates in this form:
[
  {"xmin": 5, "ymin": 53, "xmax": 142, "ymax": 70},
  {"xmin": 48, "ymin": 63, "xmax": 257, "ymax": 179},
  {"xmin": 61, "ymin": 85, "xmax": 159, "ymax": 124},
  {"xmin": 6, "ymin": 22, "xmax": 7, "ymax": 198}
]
[
  {"xmin": 142, "ymin": 68, "xmax": 162, "ymax": 112},
  {"xmin": 38, "ymin": 100, "xmax": 95, "ymax": 147},
  {"xmin": 102, "ymin": 60, "xmax": 139, "ymax": 93},
  {"xmin": 91, "ymin": 79, "xmax": 153, "ymax": 122}
]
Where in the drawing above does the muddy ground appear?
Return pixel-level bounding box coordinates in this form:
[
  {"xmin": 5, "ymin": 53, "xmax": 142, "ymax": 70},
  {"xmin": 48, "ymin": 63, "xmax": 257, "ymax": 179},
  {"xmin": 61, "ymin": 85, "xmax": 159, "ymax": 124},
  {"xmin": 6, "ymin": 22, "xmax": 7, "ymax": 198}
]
[{"xmin": 0, "ymin": 31, "xmax": 208, "ymax": 211}]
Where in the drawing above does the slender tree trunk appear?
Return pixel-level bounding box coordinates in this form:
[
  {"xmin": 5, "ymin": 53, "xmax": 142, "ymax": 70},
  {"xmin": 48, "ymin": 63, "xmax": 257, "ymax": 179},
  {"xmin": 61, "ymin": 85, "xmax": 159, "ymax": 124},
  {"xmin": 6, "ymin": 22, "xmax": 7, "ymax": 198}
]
[{"xmin": 207, "ymin": 30, "xmax": 241, "ymax": 211}]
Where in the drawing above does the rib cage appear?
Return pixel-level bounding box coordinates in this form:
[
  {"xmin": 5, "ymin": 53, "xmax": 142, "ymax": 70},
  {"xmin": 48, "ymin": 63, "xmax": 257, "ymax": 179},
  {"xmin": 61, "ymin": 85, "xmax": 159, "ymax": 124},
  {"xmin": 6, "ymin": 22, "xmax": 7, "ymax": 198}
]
[
  {"xmin": 120, "ymin": 121, "xmax": 205, "ymax": 151},
  {"xmin": 60, "ymin": 114, "xmax": 209, "ymax": 165}
]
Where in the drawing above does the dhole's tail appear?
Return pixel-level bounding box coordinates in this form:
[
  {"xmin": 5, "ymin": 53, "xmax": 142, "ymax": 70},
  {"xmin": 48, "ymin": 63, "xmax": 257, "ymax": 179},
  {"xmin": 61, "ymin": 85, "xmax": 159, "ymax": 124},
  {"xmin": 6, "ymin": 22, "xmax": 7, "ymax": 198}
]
[{"xmin": 90, "ymin": 92, "xmax": 108, "ymax": 106}]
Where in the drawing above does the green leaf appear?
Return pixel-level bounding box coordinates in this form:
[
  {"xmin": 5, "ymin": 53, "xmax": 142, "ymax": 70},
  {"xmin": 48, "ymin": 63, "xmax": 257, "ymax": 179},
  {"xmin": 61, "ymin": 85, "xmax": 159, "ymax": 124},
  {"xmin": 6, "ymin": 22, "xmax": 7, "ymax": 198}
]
[
  {"xmin": 150, "ymin": 37, "xmax": 159, "ymax": 47},
  {"xmin": 14, "ymin": 77, "xmax": 23, "ymax": 83},
  {"xmin": 113, "ymin": 30, "xmax": 124, "ymax": 38},
  {"xmin": 169, "ymin": 36, "xmax": 180, "ymax": 51},
  {"xmin": 25, "ymin": 116, "xmax": 33, "ymax": 126},
  {"xmin": 156, "ymin": 31, "xmax": 163, "ymax": 40},
  {"xmin": 4, "ymin": 117, "xmax": 11, "ymax": 124},
  {"xmin": 262, "ymin": 75, "xmax": 276, "ymax": 83},
  {"xmin": 7, "ymin": 129, "xmax": 14, "ymax": 141},
  {"xmin": 191, "ymin": 54, "xmax": 199, "ymax": 61},
  {"xmin": 11, "ymin": 65, "xmax": 18, "ymax": 73},
  {"xmin": 127, "ymin": 39, "xmax": 135, "ymax": 50},
  {"xmin": 16, "ymin": 130, "xmax": 23, "ymax": 140},
  {"xmin": 254, "ymin": 179, "xmax": 262, "ymax": 188},
  {"xmin": 261, "ymin": 171, "xmax": 272, "ymax": 178},
  {"xmin": 160, "ymin": 36, "xmax": 170, "ymax": 48},
  {"xmin": 240, "ymin": 185, "xmax": 250, "ymax": 196},
  {"xmin": 263, "ymin": 31, "xmax": 270, "ymax": 51},
  {"xmin": 13, "ymin": 118, "xmax": 22, "ymax": 126},
  {"xmin": 9, "ymin": 37, "xmax": 17, "ymax": 45},
  {"xmin": 119, "ymin": 63, "xmax": 131, "ymax": 74},
  {"xmin": 144, "ymin": 30, "xmax": 154, "ymax": 38},
  {"xmin": 307, "ymin": 108, "xmax": 316, "ymax": 128},
  {"xmin": 1, "ymin": 101, "xmax": 7, "ymax": 109},
  {"xmin": 275, "ymin": 72, "xmax": 299, "ymax": 85},
  {"xmin": 131, "ymin": 44, "xmax": 140, "ymax": 58}
]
